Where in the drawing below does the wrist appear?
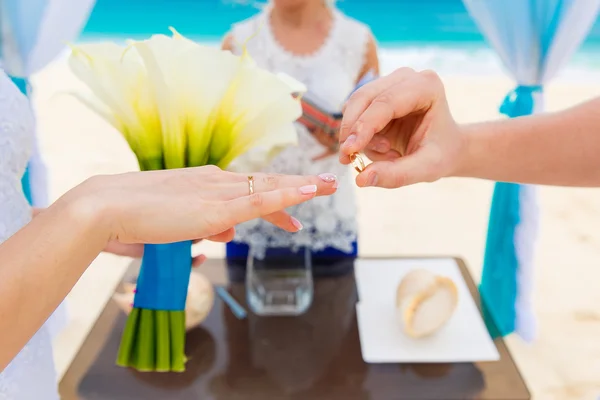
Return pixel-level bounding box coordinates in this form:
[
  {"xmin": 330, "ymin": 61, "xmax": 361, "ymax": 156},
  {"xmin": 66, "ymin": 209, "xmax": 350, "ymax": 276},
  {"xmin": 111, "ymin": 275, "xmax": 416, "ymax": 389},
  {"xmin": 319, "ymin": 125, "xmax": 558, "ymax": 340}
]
[
  {"xmin": 56, "ymin": 175, "xmax": 114, "ymax": 246},
  {"xmin": 451, "ymin": 123, "xmax": 481, "ymax": 178}
]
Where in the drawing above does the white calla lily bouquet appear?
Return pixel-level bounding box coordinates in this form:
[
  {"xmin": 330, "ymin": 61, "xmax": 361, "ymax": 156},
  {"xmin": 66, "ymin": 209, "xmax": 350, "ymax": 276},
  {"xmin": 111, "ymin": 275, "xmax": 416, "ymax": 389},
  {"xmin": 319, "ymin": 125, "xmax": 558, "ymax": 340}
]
[{"xmin": 68, "ymin": 28, "xmax": 305, "ymax": 372}]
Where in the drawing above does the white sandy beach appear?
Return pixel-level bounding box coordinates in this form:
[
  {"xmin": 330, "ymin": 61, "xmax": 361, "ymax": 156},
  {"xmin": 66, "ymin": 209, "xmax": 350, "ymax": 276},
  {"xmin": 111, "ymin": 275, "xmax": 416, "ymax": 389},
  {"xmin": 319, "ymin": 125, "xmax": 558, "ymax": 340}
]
[{"xmin": 29, "ymin": 58, "xmax": 600, "ymax": 400}]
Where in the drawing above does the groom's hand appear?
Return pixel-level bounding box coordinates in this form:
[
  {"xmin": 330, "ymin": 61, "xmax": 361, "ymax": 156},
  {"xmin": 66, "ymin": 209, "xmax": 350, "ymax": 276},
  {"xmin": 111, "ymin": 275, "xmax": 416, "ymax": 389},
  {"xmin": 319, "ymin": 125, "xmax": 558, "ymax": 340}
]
[{"xmin": 338, "ymin": 68, "xmax": 465, "ymax": 189}]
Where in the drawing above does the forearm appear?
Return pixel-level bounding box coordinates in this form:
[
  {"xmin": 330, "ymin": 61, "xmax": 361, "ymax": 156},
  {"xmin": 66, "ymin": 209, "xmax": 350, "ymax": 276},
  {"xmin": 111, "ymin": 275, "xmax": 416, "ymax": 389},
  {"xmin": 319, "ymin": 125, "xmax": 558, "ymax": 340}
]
[
  {"xmin": 0, "ymin": 183, "xmax": 109, "ymax": 369},
  {"xmin": 457, "ymin": 97, "xmax": 600, "ymax": 186}
]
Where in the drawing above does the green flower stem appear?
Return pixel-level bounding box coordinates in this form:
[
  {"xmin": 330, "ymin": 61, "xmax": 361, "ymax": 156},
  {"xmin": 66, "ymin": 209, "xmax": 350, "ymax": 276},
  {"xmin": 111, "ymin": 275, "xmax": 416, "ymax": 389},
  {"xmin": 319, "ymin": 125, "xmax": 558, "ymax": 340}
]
[
  {"xmin": 116, "ymin": 309, "xmax": 187, "ymax": 372},
  {"xmin": 136, "ymin": 309, "xmax": 156, "ymax": 371},
  {"xmin": 155, "ymin": 311, "xmax": 171, "ymax": 371},
  {"xmin": 169, "ymin": 311, "xmax": 187, "ymax": 372},
  {"xmin": 116, "ymin": 308, "xmax": 139, "ymax": 367},
  {"xmin": 138, "ymin": 157, "xmax": 164, "ymax": 171}
]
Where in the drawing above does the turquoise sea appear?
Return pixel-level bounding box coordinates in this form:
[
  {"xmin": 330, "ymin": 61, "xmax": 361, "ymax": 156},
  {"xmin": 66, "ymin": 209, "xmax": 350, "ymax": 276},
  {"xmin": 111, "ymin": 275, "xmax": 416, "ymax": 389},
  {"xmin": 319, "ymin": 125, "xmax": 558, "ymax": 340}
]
[{"xmin": 79, "ymin": 0, "xmax": 600, "ymax": 81}]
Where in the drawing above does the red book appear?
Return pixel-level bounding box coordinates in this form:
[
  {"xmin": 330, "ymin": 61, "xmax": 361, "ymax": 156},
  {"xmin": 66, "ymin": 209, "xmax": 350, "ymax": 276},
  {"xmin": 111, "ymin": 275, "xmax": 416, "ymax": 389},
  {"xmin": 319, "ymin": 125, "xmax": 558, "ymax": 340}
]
[
  {"xmin": 295, "ymin": 71, "xmax": 377, "ymax": 137},
  {"xmin": 297, "ymin": 95, "xmax": 342, "ymax": 136}
]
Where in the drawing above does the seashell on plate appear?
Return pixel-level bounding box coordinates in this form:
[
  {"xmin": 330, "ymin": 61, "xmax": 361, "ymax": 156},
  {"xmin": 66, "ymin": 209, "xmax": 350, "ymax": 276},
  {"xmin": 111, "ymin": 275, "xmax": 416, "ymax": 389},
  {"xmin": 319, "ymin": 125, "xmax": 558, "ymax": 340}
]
[
  {"xmin": 396, "ymin": 269, "xmax": 458, "ymax": 338},
  {"xmin": 112, "ymin": 271, "xmax": 214, "ymax": 330}
]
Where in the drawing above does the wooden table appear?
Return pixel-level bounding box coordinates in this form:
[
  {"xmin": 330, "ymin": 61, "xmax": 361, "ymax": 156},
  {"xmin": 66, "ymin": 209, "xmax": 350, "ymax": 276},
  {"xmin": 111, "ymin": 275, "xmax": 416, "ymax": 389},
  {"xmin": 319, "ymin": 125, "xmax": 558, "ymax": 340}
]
[{"xmin": 59, "ymin": 257, "xmax": 530, "ymax": 400}]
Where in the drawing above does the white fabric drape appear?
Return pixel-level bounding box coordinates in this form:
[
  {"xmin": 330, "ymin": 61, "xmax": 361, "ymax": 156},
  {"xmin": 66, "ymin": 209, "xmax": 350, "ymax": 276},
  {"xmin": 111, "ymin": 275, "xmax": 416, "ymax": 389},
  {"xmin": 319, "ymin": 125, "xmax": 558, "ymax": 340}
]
[
  {"xmin": 463, "ymin": 0, "xmax": 600, "ymax": 85},
  {"xmin": 462, "ymin": 0, "xmax": 600, "ymax": 341},
  {"xmin": 27, "ymin": 0, "xmax": 96, "ymax": 76},
  {"xmin": 1, "ymin": 0, "xmax": 95, "ymax": 77}
]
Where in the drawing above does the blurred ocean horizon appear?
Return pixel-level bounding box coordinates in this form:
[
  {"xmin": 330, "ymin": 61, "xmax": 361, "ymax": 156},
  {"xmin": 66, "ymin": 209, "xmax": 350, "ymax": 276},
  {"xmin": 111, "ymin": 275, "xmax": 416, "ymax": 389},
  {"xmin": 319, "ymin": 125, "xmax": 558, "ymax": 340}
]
[{"xmin": 77, "ymin": 0, "xmax": 600, "ymax": 82}]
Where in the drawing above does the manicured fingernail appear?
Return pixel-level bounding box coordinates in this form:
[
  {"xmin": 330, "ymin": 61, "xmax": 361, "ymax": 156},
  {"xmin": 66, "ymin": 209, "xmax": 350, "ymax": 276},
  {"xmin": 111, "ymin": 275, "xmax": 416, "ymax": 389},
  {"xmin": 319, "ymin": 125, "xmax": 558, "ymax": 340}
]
[
  {"xmin": 366, "ymin": 172, "xmax": 378, "ymax": 187},
  {"xmin": 291, "ymin": 217, "xmax": 303, "ymax": 231},
  {"xmin": 342, "ymin": 134, "xmax": 357, "ymax": 149},
  {"xmin": 318, "ymin": 173, "xmax": 338, "ymax": 187},
  {"xmin": 133, "ymin": 289, "xmax": 137, "ymax": 293},
  {"xmin": 299, "ymin": 184, "xmax": 318, "ymax": 195}
]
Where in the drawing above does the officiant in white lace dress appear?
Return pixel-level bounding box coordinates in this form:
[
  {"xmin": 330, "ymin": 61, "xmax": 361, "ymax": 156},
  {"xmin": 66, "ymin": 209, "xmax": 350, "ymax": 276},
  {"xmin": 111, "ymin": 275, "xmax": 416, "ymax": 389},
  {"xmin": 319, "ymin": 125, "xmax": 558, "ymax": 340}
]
[{"xmin": 222, "ymin": 0, "xmax": 379, "ymax": 273}]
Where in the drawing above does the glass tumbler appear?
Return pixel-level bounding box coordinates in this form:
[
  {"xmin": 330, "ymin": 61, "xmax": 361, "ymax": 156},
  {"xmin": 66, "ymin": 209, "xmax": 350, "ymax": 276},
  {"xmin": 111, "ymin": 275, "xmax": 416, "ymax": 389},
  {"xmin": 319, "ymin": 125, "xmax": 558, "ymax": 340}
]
[{"xmin": 246, "ymin": 246, "xmax": 313, "ymax": 316}]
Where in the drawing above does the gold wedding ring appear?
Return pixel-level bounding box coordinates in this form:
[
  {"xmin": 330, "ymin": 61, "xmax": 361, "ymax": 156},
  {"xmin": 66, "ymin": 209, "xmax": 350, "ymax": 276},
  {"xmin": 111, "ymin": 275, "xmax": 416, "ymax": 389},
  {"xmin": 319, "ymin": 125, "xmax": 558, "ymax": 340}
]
[
  {"xmin": 350, "ymin": 153, "xmax": 365, "ymax": 173},
  {"xmin": 247, "ymin": 176, "xmax": 255, "ymax": 195}
]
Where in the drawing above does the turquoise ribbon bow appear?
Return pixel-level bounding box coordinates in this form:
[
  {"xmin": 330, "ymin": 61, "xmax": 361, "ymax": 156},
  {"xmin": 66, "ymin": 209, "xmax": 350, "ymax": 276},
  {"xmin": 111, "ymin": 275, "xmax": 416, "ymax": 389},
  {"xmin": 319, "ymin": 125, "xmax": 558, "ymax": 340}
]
[
  {"xmin": 480, "ymin": 84, "xmax": 543, "ymax": 338},
  {"xmin": 499, "ymin": 85, "xmax": 543, "ymax": 118}
]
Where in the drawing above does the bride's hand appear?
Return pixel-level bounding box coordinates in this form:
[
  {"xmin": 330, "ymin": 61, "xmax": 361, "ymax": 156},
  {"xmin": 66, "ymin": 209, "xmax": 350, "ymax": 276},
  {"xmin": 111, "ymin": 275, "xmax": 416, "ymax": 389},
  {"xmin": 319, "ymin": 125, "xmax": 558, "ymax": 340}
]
[
  {"xmin": 61, "ymin": 166, "xmax": 338, "ymax": 246},
  {"xmin": 34, "ymin": 208, "xmax": 205, "ymax": 265}
]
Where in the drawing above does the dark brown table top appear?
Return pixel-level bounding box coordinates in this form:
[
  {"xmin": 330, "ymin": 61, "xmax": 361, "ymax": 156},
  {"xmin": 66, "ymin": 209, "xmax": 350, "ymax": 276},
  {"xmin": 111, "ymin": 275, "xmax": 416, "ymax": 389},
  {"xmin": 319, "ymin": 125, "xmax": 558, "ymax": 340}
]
[{"xmin": 59, "ymin": 257, "xmax": 530, "ymax": 400}]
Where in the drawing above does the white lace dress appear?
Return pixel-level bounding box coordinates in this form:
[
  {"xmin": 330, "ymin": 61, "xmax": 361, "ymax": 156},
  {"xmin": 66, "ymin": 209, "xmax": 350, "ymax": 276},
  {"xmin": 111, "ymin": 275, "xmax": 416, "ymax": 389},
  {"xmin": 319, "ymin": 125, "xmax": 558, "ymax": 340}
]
[
  {"xmin": 0, "ymin": 71, "xmax": 59, "ymax": 399},
  {"xmin": 229, "ymin": 7, "xmax": 371, "ymax": 255}
]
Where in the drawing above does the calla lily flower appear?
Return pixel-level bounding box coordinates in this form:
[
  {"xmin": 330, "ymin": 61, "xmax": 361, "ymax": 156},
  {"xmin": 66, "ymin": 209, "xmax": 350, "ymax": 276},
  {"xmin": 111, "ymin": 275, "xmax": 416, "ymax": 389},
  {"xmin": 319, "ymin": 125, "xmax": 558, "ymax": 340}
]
[
  {"xmin": 68, "ymin": 28, "xmax": 305, "ymax": 171},
  {"xmin": 68, "ymin": 42, "xmax": 164, "ymax": 170}
]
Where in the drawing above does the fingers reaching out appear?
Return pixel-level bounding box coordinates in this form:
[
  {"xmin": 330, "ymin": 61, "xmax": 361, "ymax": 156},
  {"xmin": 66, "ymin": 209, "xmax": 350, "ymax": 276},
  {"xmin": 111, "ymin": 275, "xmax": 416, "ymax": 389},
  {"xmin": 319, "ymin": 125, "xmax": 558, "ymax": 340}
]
[
  {"xmin": 103, "ymin": 166, "xmax": 341, "ymax": 247},
  {"xmin": 224, "ymin": 184, "xmax": 319, "ymax": 230},
  {"xmin": 354, "ymin": 150, "xmax": 442, "ymax": 189},
  {"xmin": 339, "ymin": 68, "xmax": 445, "ymax": 163},
  {"xmin": 201, "ymin": 171, "xmax": 339, "ymax": 237},
  {"xmin": 335, "ymin": 68, "xmax": 458, "ymax": 190},
  {"xmin": 215, "ymin": 172, "xmax": 338, "ymax": 200},
  {"xmin": 339, "ymin": 68, "xmax": 415, "ymax": 142}
]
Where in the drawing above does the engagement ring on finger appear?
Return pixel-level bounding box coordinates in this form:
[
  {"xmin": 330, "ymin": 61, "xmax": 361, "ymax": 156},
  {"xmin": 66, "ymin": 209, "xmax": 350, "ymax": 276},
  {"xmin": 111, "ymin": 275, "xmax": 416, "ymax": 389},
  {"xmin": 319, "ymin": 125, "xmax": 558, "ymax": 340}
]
[{"xmin": 247, "ymin": 176, "xmax": 255, "ymax": 195}]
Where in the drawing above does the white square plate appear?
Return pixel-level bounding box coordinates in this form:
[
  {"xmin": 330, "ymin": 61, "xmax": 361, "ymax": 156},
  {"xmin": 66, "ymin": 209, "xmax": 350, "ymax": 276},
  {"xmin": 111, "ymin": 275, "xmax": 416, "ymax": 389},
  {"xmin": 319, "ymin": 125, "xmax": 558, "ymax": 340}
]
[{"xmin": 354, "ymin": 258, "xmax": 500, "ymax": 363}]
